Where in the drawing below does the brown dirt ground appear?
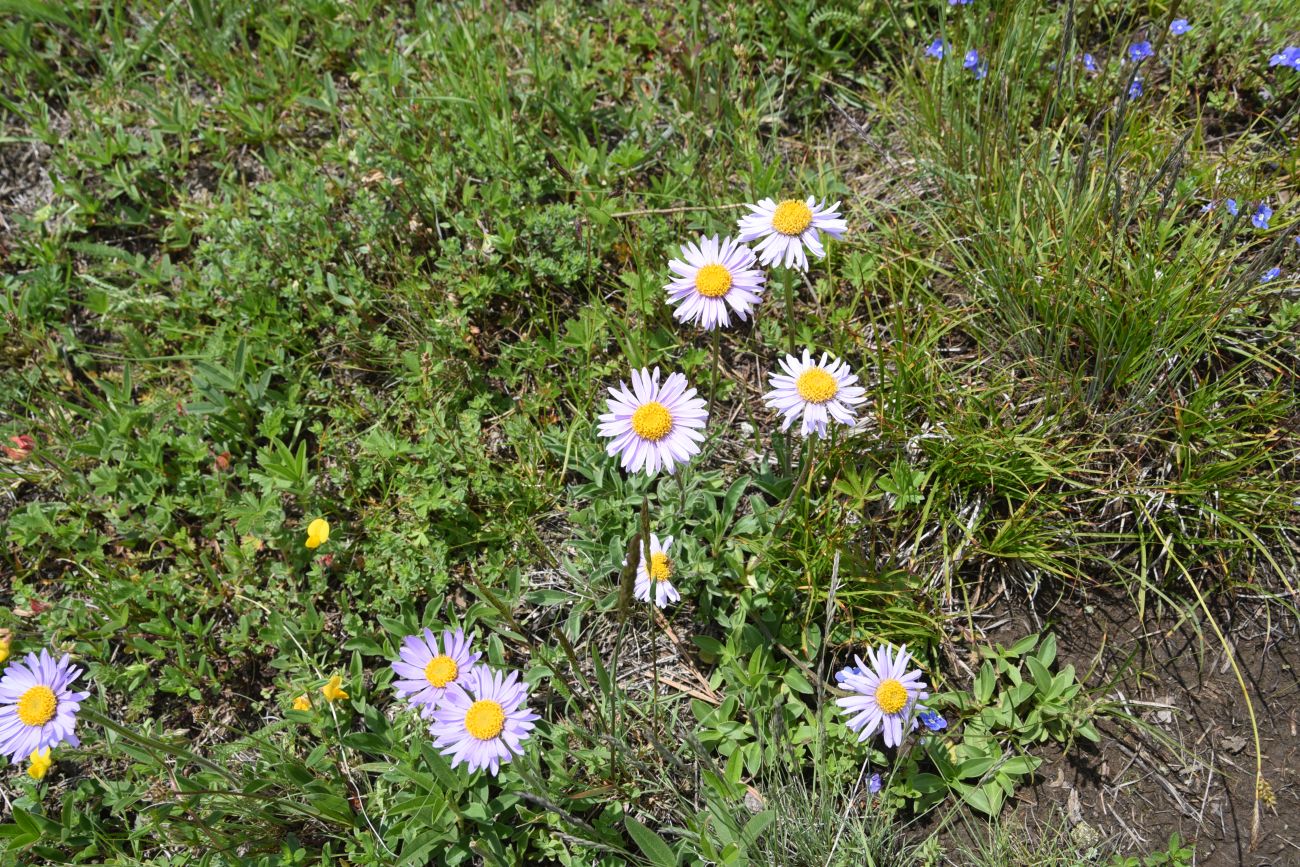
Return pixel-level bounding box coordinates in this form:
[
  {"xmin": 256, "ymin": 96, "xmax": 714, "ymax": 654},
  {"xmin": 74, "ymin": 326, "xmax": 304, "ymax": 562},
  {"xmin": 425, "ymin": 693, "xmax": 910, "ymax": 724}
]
[{"xmin": 991, "ymin": 588, "xmax": 1300, "ymax": 866}]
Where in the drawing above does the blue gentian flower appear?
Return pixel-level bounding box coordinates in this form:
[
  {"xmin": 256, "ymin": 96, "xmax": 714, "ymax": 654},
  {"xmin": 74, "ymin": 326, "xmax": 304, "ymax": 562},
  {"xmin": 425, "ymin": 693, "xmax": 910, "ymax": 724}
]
[
  {"xmin": 1260, "ymin": 267, "xmax": 1281, "ymax": 283},
  {"xmin": 919, "ymin": 709, "xmax": 948, "ymax": 731},
  {"xmin": 1082, "ymin": 53, "xmax": 1098, "ymax": 74},
  {"xmin": 1226, "ymin": 199, "xmax": 1239, "ymax": 216},
  {"xmin": 835, "ymin": 665, "xmax": 861, "ymax": 684},
  {"xmin": 1170, "ymin": 19, "xmax": 1190, "ymax": 36},
  {"xmin": 1128, "ymin": 77, "xmax": 1144, "ymax": 98},
  {"xmin": 1128, "ymin": 41, "xmax": 1154, "ymax": 63},
  {"xmin": 868, "ymin": 773, "xmax": 883, "ymax": 794},
  {"xmin": 925, "ymin": 38, "xmax": 947, "ymax": 60},
  {"xmin": 1252, "ymin": 204, "xmax": 1272, "ymax": 230},
  {"xmin": 964, "ymin": 49, "xmax": 987, "ymax": 79},
  {"xmin": 948, "ymin": 0, "xmax": 972, "ymax": 6},
  {"xmin": 1269, "ymin": 46, "xmax": 1300, "ymax": 69}
]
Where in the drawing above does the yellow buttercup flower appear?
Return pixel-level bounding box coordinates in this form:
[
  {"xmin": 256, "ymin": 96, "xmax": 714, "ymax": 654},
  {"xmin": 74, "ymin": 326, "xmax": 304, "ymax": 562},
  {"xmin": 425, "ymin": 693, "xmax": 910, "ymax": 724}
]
[
  {"xmin": 305, "ymin": 518, "xmax": 330, "ymax": 549},
  {"xmin": 28, "ymin": 747, "xmax": 52, "ymax": 781},
  {"xmin": 321, "ymin": 674, "xmax": 348, "ymax": 703},
  {"xmin": 292, "ymin": 694, "xmax": 311, "ymax": 711}
]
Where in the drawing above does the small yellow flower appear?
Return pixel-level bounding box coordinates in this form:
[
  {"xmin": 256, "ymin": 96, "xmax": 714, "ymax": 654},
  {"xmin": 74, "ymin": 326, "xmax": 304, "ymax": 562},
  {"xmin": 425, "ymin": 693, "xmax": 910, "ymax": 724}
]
[
  {"xmin": 0, "ymin": 633, "xmax": 10, "ymax": 665},
  {"xmin": 321, "ymin": 674, "xmax": 348, "ymax": 703},
  {"xmin": 305, "ymin": 518, "xmax": 330, "ymax": 549},
  {"xmin": 27, "ymin": 748, "xmax": 52, "ymax": 781},
  {"xmin": 292, "ymin": 694, "xmax": 311, "ymax": 712}
]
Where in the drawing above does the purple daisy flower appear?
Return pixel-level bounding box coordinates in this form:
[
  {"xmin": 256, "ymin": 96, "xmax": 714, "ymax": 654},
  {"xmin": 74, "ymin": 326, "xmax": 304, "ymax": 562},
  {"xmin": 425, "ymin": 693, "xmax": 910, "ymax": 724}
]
[
  {"xmin": 1170, "ymin": 19, "xmax": 1190, "ymax": 36},
  {"xmin": 664, "ymin": 235, "xmax": 766, "ymax": 331},
  {"xmin": 0, "ymin": 650, "xmax": 90, "ymax": 762},
  {"xmin": 391, "ymin": 628, "xmax": 481, "ymax": 716},
  {"xmin": 763, "ymin": 349, "xmax": 867, "ymax": 439},
  {"xmin": 835, "ymin": 644, "xmax": 930, "ymax": 748},
  {"xmin": 736, "ymin": 196, "xmax": 846, "ymax": 271},
  {"xmin": 1128, "ymin": 41, "xmax": 1153, "ymax": 63},
  {"xmin": 598, "ymin": 368, "xmax": 708, "ymax": 477},
  {"xmin": 633, "ymin": 532, "xmax": 681, "ymax": 608},
  {"xmin": 428, "ymin": 666, "xmax": 538, "ymax": 776},
  {"xmin": 1252, "ymin": 203, "xmax": 1272, "ymax": 230}
]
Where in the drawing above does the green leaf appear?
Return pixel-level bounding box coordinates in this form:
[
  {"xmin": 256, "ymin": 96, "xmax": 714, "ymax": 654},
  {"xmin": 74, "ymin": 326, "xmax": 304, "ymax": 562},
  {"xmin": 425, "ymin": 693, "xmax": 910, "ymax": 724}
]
[{"xmin": 626, "ymin": 817, "xmax": 677, "ymax": 867}]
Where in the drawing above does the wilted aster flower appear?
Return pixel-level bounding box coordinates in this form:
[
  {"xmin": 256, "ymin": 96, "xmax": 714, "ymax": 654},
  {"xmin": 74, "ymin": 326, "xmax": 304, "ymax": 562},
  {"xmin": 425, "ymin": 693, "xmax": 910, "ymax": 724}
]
[
  {"xmin": 1252, "ymin": 204, "xmax": 1272, "ymax": 230},
  {"xmin": 919, "ymin": 709, "xmax": 948, "ymax": 731},
  {"xmin": 1170, "ymin": 19, "xmax": 1190, "ymax": 35},
  {"xmin": 599, "ymin": 368, "xmax": 708, "ymax": 477},
  {"xmin": 736, "ymin": 196, "xmax": 846, "ymax": 271},
  {"xmin": 1226, "ymin": 199, "xmax": 1239, "ymax": 216},
  {"xmin": 1081, "ymin": 53, "xmax": 1099, "ymax": 74},
  {"xmin": 764, "ymin": 349, "xmax": 867, "ymax": 439},
  {"xmin": 1261, "ymin": 267, "xmax": 1281, "ymax": 283},
  {"xmin": 633, "ymin": 532, "xmax": 682, "ymax": 608},
  {"xmin": 392, "ymin": 628, "xmax": 482, "ymax": 716},
  {"xmin": 1128, "ymin": 77, "xmax": 1144, "ymax": 98},
  {"xmin": 0, "ymin": 650, "xmax": 89, "ymax": 763},
  {"xmin": 1269, "ymin": 46, "xmax": 1300, "ymax": 69},
  {"xmin": 925, "ymin": 38, "xmax": 947, "ymax": 59},
  {"xmin": 1128, "ymin": 41, "xmax": 1153, "ymax": 63},
  {"xmin": 836, "ymin": 645, "xmax": 930, "ymax": 748},
  {"xmin": 664, "ymin": 235, "xmax": 766, "ymax": 331},
  {"xmin": 963, "ymin": 49, "xmax": 987, "ymax": 79},
  {"xmin": 428, "ymin": 666, "xmax": 538, "ymax": 776}
]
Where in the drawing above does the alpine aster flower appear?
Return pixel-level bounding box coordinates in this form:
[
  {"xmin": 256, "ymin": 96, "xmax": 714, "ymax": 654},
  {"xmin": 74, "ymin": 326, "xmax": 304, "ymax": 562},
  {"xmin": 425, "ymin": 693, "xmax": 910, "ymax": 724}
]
[
  {"xmin": 868, "ymin": 773, "xmax": 883, "ymax": 794},
  {"xmin": 0, "ymin": 650, "xmax": 89, "ymax": 763},
  {"xmin": 736, "ymin": 196, "xmax": 846, "ymax": 271},
  {"xmin": 1128, "ymin": 41, "xmax": 1153, "ymax": 63},
  {"xmin": 1252, "ymin": 204, "xmax": 1272, "ymax": 230},
  {"xmin": 763, "ymin": 349, "xmax": 867, "ymax": 439},
  {"xmin": 598, "ymin": 368, "xmax": 708, "ymax": 477},
  {"xmin": 392, "ymin": 628, "xmax": 482, "ymax": 716},
  {"xmin": 633, "ymin": 532, "xmax": 681, "ymax": 608},
  {"xmin": 835, "ymin": 645, "xmax": 930, "ymax": 748},
  {"xmin": 428, "ymin": 666, "xmax": 538, "ymax": 776},
  {"xmin": 664, "ymin": 235, "xmax": 766, "ymax": 330}
]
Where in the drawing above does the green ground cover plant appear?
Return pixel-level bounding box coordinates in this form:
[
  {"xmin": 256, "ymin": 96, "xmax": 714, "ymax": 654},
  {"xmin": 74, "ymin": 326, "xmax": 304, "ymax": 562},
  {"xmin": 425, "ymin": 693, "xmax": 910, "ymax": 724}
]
[{"xmin": 1, "ymin": 0, "xmax": 1297, "ymax": 864}]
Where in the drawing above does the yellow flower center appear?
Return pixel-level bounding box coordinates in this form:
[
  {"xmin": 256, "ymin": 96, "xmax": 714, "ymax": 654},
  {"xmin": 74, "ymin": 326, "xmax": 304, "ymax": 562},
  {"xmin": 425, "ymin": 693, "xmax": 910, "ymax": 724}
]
[
  {"xmin": 771, "ymin": 199, "xmax": 813, "ymax": 236},
  {"xmin": 875, "ymin": 679, "xmax": 908, "ymax": 715},
  {"xmin": 649, "ymin": 553, "xmax": 673, "ymax": 582},
  {"xmin": 17, "ymin": 685, "xmax": 57, "ymax": 727},
  {"xmin": 796, "ymin": 368, "xmax": 838, "ymax": 403},
  {"xmin": 694, "ymin": 263, "xmax": 733, "ymax": 298},
  {"xmin": 464, "ymin": 699, "xmax": 506, "ymax": 740},
  {"xmin": 631, "ymin": 401, "xmax": 673, "ymax": 441},
  {"xmin": 424, "ymin": 655, "xmax": 459, "ymax": 688}
]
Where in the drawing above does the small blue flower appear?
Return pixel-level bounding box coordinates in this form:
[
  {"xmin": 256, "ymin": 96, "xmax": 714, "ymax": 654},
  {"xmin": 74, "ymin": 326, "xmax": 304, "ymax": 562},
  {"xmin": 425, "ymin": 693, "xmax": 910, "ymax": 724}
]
[
  {"xmin": 919, "ymin": 709, "xmax": 948, "ymax": 731},
  {"xmin": 1128, "ymin": 77, "xmax": 1144, "ymax": 98},
  {"xmin": 1261, "ymin": 267, "xmax": 1281, "ymax": 283},
  {"xmin": 1252, "ymin": 204, "xmax": 1272, "ymax": 230},
  {"xmin": 925, "ymin": 38, "xmax": 947, "ymax": 60},
  {"xmin": 1226, "ymin": 199, "xmax": 1239, "ymax": 216},
  {"xmin": 964, "ymin": 49, "xmax": 987, "ymax": 80},
  {"xmin": 835, "ymin": 665, "xmax": 861, "ymax": 684},
  {"xmin": 868, "ymin": 773, "xmax": 883, "ymax": 794},
  {"xmin": 1128, "ymin": 41, "xmax": 1154, "ymax": 63},
  {"xmin": 948, "ymin": 0, "xmax": 972, "ymax": 6},
  {"xmin": 1200, "ymin": 201, "xmax": 1215, "ymax": 214},
  {"xmin": 1170, "ymin": 19, "xmax": 1190, "ymax": 36},
  {"xmin": 1269, "ymin": 46, "xmax": 1300, "ymax": 69},
  {"xmin": 1082, "ymin": 53, "xmax": 1098, "ymax": 74}
]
